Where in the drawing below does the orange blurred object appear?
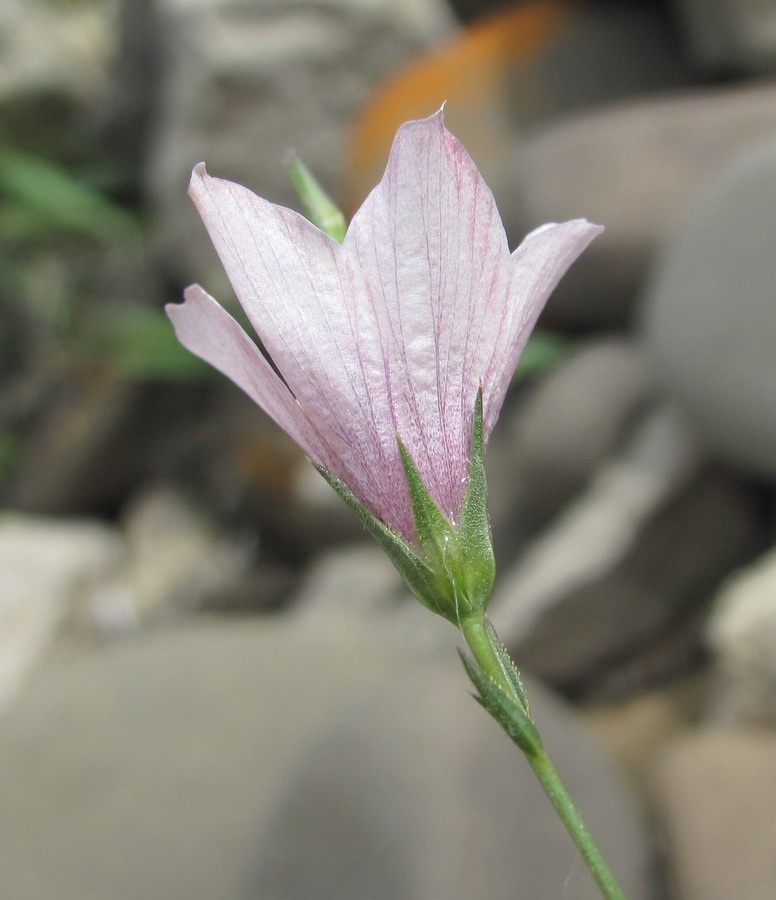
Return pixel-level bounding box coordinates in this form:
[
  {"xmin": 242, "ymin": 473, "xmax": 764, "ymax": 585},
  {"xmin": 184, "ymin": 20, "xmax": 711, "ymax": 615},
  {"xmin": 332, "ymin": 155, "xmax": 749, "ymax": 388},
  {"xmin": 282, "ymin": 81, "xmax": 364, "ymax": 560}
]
[{"xmin": 347, "ymin": 1, "xmax": 569, "ymax": 209}]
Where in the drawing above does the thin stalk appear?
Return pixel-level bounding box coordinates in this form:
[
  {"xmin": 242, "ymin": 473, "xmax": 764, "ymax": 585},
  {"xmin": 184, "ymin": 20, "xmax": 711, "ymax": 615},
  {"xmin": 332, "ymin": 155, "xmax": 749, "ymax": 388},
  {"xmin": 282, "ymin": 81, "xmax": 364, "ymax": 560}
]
[
  {"xmin": 526, "ymin": 749, "xmax": 627, "ymax": 900},
  {"xmin": 460, "ymin": 614, "xmax": 627, "ymax": 900},
  {"xmin": 459, "ymin": 615, "xmax": 517, "ymax": 697}
]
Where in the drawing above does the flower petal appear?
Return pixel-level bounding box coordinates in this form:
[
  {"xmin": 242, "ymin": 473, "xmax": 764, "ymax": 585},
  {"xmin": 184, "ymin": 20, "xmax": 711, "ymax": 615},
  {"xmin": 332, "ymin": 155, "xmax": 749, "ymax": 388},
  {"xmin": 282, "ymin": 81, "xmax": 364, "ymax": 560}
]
[
  {"xmin": 186, "ymin": 165, "xmax": 416, "ymax": 540},
  {"xmin": 344, "ymin": 109, "xmax": 514, "ymax": 523},
  {"xmin": 166, "ymin": 285, "xmax": 319, "ymax": 458},
  {"xmin": 482, "ymin": 219, "xmax": 604, "ymax": 436}
]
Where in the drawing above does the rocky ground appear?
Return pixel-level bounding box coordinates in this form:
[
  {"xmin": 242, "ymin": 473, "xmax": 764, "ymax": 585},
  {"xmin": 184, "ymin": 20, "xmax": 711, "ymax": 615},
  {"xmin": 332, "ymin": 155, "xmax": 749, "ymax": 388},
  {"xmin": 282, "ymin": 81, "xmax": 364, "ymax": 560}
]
[{"xmin": 3, "ymin": 1, "xmax": 776, "ymax": 898}]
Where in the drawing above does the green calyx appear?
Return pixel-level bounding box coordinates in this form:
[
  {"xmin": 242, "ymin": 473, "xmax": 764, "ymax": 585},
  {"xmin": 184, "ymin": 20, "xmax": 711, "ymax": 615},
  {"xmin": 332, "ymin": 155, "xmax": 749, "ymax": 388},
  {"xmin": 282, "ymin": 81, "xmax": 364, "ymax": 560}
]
[{"xmin": 317, "ymin": 390, "xmax": 495, "ymax": 627}]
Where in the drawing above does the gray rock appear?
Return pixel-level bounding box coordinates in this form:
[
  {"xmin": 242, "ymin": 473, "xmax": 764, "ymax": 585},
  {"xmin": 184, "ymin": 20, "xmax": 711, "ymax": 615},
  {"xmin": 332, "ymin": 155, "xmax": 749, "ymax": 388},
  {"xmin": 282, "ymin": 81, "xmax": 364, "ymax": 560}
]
[
  {"xmin": 288, "ymin": 455, "xmax": 377, "ymax": 548},
  {"xmin": 707, "ymin": 544, "xmax": 776, "ymax": 726},
  {"xmin": 346, "ymin": 2, "xmax": 692, "ymax": 223},
  {"xmin": 581, "ymin": 598, "xmax": 714, "ymax": 701},
  {"xmin": 0, "ymin": 0, "xmax": 111, "ymax": 120},
  {"xmin": 289, "ymin": 542, "xmax": 445, "ymax": 653},
  {"xmin": 291, "ymin": 543, "xmax": 403, "ymax": 620},
  {"xmin": 655, "ymin": 730, "xmax": 776, "ymax": 900},
  {"xmin": 0, "ymin": 619, "xmax": 400, "ymax": 900},
  {"xmin": 582, "ymin": 676, "xmax": 707, "ymax": 797},
  {"xmin": 641, "ymin": 137, "xmax": 776, "ymax": 479},
  {"xmin": 521, "ymin": 2, "xmax": 692, "ymax": 119},
  {"xmin": 0, "ymin": 513, "xmax": 122, "ymax": 710},
  {"xmin": 86, "ymin": 485, "xmax": 253, "ymax": 634},
  {"xmin": 147, "ymin": 0, "xmax": 454, "ymax": 290},
  {"xmin": 515, "ymin": 82, "xmax": 776, "ymax": 328},
  {"xmin": 675, "ymin": 0, "xmax": 776, "ymax": 74},
  {"xmin": 0, "ymin": 618, "xmax": 654, "ymax": 899},
  {"xmin": 492, "ymin": 405, "xmax": 763, "ymax": 693},
  {"xmin": 252, "ymin": 661, "xmax": 654, "ymax": 899},
  {"xmin": 3, "ymin": 373, "xmax": 205, "ymax": 516},
  {"xmin": 487, "ymin": 337, "xmax": 655, "ymax": 548},
  {"xmin": 494, "ymin": 404, "xmax": 699, "ymax": 641}
]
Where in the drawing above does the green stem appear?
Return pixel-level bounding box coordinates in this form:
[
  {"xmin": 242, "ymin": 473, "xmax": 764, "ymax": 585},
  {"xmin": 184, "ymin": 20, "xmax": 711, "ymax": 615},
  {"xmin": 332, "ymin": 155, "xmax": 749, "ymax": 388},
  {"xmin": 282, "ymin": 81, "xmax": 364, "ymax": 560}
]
[
  {"xmin": 459, "ymin": 615, "xmax": 517, "ymax": 697},
  {"xmin": 460, "ymin": 614, "xmax": 627, "ymax": 900},
  {"xmin": 526, "ymin": 750, "xmax": 627, "ymax": 900}
]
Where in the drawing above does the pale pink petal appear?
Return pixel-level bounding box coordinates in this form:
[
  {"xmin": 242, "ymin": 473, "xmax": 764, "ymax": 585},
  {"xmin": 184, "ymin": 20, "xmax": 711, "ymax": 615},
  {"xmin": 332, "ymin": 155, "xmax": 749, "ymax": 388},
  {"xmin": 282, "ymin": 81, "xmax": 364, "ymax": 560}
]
[
  {"xmin": 177, "ymin": 120, "xmax": 601, "ymax": 544},
  {"xmin": 345, "ymin": 109, "xmax": 513, "ymax": 523},
  {"xmin": 186, "ymin": 166, "xmax": 416, "ymax": 540},
  {"xmin": 167, "ymin": 285, "xmax": 319, "ymax": 458},
  {"xmin": 482, "ymin": 219, "xmax": 604, "ymax": 436}
]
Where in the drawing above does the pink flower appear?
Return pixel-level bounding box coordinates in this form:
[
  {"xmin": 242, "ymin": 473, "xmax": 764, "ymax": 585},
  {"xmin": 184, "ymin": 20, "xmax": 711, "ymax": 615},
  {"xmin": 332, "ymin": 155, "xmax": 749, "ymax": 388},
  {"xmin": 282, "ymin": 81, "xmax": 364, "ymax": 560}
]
[{"xmin": 167, "ymin": 110, "xmax": 601, "ymax": 545}]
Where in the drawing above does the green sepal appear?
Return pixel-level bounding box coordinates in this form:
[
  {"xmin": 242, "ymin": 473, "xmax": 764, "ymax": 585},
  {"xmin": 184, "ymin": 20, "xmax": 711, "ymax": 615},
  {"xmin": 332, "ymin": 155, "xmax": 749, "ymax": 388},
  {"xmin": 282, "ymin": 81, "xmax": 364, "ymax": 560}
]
[
  {"xmin": 397, "ymin": 437, "xmax": 457, "ymax": 563},
  {"xmin": 315, "ymin": 465, "xmax": 451, "ymax": 620},
  {"xmin": 287, "ymin": 154, "xmax": 347, "ymax": 243},
  {"xmin": 459, "ymin": 649, "xmax": 543, "ymax": 757},
  {"xmin": 397, "ymin": 389, "xmax": 495, "ymax": 625},
  {"xmin": 316, "ymin": 392, "xmax": 496, "ymax": 628},
  {"xmin": 456, "ymin": 390, "xmax": 496, "ymax": 613},
  {"xmin": 396, "ymin": 437, "xmax": 464, "ymax": 621}
]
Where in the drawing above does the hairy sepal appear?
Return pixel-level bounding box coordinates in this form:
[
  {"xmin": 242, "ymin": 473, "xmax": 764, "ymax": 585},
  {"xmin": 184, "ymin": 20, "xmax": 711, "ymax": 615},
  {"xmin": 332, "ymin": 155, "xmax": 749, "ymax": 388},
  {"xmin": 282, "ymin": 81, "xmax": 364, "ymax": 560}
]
[
  {"xmin": 316, "ymin": 465, "xmax": 451, "ymax": 620},
  {"xmin": 398, "ymin": 390, "xmax": 495, "ymax": 626}
]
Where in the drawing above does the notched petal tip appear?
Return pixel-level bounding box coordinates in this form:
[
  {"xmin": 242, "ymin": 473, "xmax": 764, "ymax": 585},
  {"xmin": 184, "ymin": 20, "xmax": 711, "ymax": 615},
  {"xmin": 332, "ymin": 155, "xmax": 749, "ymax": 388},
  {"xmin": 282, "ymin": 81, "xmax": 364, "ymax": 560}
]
[
  {"xmin": 165, "ymin": 283, "xmax": 205, "ymax": 318},
  {"xmin": 188, "ymin": 161, "xmax": 210, "ymax": 198},
  {"xmin": 182, "ymin": 282, "xmax": 207, "ymax": 304},
  {"xmin": 164, "ymin": 287, "xmax": 197, "ymax": 336}
]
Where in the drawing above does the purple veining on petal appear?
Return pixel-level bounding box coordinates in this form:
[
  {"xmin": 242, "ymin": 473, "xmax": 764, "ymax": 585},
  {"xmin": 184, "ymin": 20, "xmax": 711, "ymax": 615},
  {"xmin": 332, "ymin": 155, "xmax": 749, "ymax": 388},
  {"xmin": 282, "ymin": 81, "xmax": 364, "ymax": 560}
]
[{"xmin": 167, "ymin": 111, "xmax": 602, "ymax": 545}]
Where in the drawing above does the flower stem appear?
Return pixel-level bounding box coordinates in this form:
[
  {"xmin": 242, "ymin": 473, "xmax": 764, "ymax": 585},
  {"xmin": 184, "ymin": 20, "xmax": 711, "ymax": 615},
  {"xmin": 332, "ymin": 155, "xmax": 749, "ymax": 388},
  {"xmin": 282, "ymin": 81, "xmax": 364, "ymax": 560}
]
[
  {"xmin": 525, "ymin": 749, "xmax": 627, "ymax": 900},
  {"xmin": 459, "ymin": 615, "xmax": 627, "ymax": 900},
  {"xmin": 459, "ymin": 614, "xmax": 517, "ymax": 696}
]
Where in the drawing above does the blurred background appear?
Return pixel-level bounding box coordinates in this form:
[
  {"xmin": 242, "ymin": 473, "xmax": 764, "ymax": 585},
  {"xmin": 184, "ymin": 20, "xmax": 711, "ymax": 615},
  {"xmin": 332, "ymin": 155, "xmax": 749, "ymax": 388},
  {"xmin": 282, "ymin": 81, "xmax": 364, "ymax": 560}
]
[{"xmin": 2, "ymin": 0, "xmax": 776, "ymax": 897}]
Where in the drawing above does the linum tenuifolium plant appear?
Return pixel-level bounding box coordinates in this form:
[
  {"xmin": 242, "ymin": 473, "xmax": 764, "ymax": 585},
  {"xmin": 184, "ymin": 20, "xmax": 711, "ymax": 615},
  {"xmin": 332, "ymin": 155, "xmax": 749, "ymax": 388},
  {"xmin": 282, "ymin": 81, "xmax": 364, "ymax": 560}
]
[{"xmin": 166, "ymin": 110, "xmax": 626, "ymax": 899}]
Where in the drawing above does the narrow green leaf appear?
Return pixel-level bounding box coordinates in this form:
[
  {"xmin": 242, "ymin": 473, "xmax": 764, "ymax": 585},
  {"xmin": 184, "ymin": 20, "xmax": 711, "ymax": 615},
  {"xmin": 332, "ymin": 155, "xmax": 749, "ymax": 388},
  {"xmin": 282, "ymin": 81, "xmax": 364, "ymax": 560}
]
[
  {"xmin": 0, "ymin": 149, "xmax": 138, "ymax": 243},
  {"xmin": 287, "ymin": 154, "xmax": 347, "ymax": 243},
  {"xmin": 459, "ymin": 650, "xmax": 543, "ymax": 757},
  {"xmin": 80, "ymin": 305, "xmax": 212, "ymax": 380},
  {"xmin": 483, "ymin": 618, "xmax": 530, "ymax": 714},
  {"xmin": 515, "ymin": 329, "xmax": 573, "ymax": 379}
]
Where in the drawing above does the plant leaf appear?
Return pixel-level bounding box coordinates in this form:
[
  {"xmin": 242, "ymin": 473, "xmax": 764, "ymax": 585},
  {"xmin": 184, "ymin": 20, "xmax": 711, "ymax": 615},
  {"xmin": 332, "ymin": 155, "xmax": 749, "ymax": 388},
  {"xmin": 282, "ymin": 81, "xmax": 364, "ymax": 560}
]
[{"xmin": 459, "ymin": 650, "xmax": 542, "ymax": 757}]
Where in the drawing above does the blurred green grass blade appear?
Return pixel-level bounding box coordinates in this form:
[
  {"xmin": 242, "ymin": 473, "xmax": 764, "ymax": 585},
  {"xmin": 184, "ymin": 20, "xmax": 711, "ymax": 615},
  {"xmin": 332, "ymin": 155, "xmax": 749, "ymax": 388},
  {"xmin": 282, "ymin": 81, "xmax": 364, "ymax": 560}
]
[
  {"xmin": 82, "ymin": 305, "xmax": 212, "ymax": 381},
  {"xmin": 0, "ymin": 149, "xmax": 138, "ymax": 242},
  {"xmin": 516, "ymin": 329, "xmax": 573, "ymax": 380}
]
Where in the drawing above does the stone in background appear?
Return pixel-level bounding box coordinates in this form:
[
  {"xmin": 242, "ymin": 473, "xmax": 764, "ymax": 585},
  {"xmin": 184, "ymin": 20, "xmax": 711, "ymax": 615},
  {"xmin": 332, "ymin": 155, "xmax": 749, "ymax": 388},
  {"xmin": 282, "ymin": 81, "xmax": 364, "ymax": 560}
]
[
  {"xmin": 675, "ymin": 0, "xmax": 776, "ymax": 74},
  {"xmin": 147, "ymin": 0, "xmax": 455, "ymax": 294},
  {"xmin": 487, "ymin": 337, "xmax": 655, "ymax": 549},
  {"xmin": 0, "ymin": 619, "xmax": 656, "ymax": 900},
  {"xmin": 707, "ymin": 545, "xmax": 776, "ymax": 726},
  {"xmin": 85, "ymin": 485, "xmax": 254, "ymax": 633},
  {"xmin": 0, "ymin": 513, "xmax": 122, "ymax": 710},
  {"xmin": 641, "ymin": 137, "xmax": 776, "ymax": 480},
  {"xmin": 655, "ymin": 730, "xmax": 776, "ymax": 900},
  {"xmin": 492, "ymin": 404, "xmax": 764, "ymax": 696},
  {"xmin": 516, "ymin": 82, "xmax": 776, "ymax": 328}
]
